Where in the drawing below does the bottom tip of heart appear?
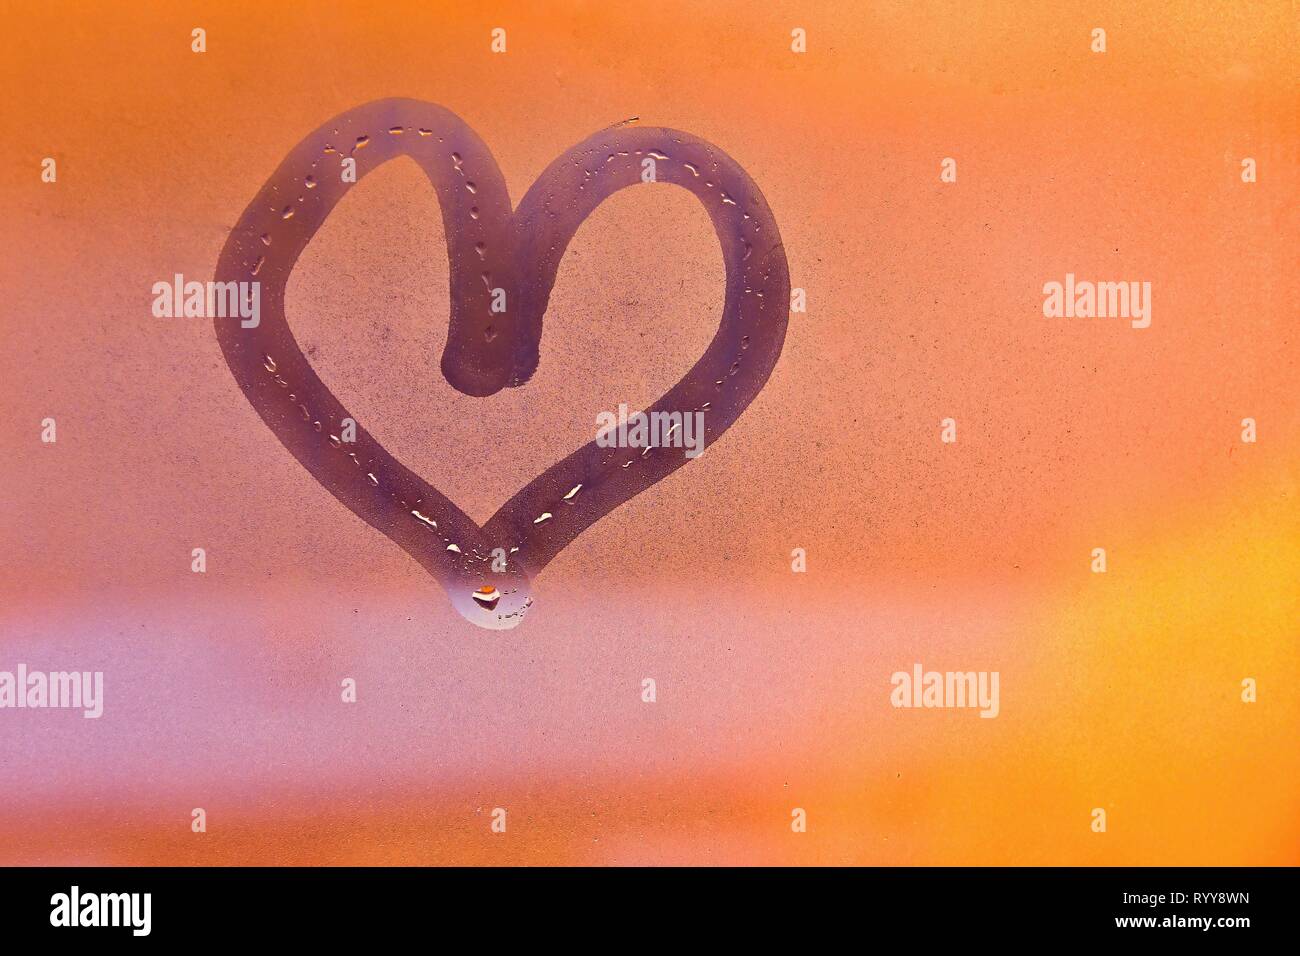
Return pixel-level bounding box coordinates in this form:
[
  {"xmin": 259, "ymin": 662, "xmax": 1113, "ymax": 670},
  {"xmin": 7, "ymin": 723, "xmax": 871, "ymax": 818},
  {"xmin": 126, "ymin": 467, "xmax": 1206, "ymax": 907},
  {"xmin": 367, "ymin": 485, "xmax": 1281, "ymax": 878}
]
[{"xmin": 452, "ymin": 588, "xmax": 534, "ymax": 631}]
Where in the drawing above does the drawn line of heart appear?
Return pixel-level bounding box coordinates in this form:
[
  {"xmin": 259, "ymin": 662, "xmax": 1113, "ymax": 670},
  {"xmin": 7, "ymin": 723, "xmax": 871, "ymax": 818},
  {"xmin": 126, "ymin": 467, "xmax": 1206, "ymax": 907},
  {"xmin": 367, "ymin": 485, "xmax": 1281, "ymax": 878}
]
[{"xmin": 214, "ymin": 98, "xmax": 790, "ymax": 629}]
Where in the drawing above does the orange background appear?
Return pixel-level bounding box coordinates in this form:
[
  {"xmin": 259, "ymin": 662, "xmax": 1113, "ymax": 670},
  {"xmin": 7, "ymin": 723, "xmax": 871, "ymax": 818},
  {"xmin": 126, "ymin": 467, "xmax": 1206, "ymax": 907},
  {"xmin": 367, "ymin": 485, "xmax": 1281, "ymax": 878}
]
[{"xmin": 0, "ymin": 1, "xmax": 1296, "ymax": 864}]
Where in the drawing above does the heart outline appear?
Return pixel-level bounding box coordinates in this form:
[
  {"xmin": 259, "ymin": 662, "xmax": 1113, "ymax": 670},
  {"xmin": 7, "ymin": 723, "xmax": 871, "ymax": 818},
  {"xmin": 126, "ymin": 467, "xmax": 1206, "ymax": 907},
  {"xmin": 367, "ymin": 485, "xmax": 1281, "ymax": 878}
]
[{"xmin": 214, "ymin": 99, "xmax": 789, "ymax": 629}]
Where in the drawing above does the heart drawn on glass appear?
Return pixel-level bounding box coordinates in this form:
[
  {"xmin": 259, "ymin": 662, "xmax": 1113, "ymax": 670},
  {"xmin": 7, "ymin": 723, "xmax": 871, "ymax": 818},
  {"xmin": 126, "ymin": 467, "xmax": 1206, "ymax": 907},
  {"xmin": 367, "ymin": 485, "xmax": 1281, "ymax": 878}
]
[{"xmin": 214, "ymin": 99, "xmax": 789, "ymax": 629}]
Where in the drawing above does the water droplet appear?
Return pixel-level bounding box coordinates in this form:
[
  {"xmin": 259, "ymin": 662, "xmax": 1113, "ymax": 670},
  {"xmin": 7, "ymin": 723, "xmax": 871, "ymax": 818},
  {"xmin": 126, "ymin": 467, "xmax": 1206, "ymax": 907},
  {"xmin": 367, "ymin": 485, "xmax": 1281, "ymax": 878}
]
[
  {"xmin": 280, "ymin": 206, "xmax": 294, "ymax": 220},
  {"xmin": 562, "ymin": 484, "xmax": 582, "ymax": 501},
  {"xmin": 466, "ymin": 181, "xmax": 477, "ymax": 194},
  {"xmin": 252, "ymin": 256, "xmax": 265, "ymax": 276},
  {"xmin": 366, "ymin": 472, "xmax": 378, "ymax": 485},
  {"xmin": 388, "ymin": 126, "xmax": 404, "ymax": 135},
  {"xmin": 354, "ymin": 135, "xmax": 370, "ymax": 150},
  {"xmin": 447, "ymin": 543, "xmax": 462, "ymax": 553},
  {"xmin": 534, "ymin": 512, "xmax": 553, "ymax": 524},
  {"xmin": 262, "ymin": 355, "xmax": 277, "ymax": 372},
  {"xmin": 329, "ymin": 434, "xmax": 342, "ymax": 447},
  {"xmin": 683, "ymin": 162, "xmax": 699, "ymax": 177},
  {"xmin": 412, "ymin": 510, "xmax": 437, "ymax": 530},
  {"xmin": 260, "ymin": 233, "xmax": 272, "ymax": 246},
  {"xmin": 305, "ymin": 176, "xmax": 316, "ymax": 189},
  {"xmin": 417, "ymin": 128, "xmax": 433, "ymax": 137},
  {"xmin": 469, "ymin": 207, "xmax": 480, "ymax": 220}
]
